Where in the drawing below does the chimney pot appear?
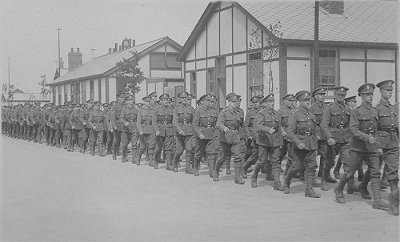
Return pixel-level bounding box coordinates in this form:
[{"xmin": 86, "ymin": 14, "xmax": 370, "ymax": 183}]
[{"xmin": 71, "ymin": 48, "xmax": 74, "ymax": 52}]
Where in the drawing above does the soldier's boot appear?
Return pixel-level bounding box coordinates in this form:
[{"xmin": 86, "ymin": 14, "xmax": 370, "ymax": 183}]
[
  {"xmin": 185, "ymin": 154, "xmax": 193, "ymax": 174},
  {"xmin": 226, "ymin": 158, "xmax": 231, "ymax": 175},
  {"xmin": 107, "ymin": 144, "xmax": 112, "ymax": 154},
  {"xmin": 283, "ymin": 166, "xmax": 296, "ymax": 194},
  {"xmin": 240, "ymin": 159, "xmax": 252, "ymax": 178},
  {"xmin": 357, "ymin": 167, "xmax": 364, "ymax": 182},
  {"xmin": 371, "ymin": 179, "xmax": 389, "ymax": 210},
  {"xmin": 208, "ymin": 158, "xmax": 216, "ymax": 178},
  {"xmin": 121, "ymin": 148, "xmax": 128, "ymax": 162},
  {"xmin": 148, "ymin": 152, "xmax": 154, "ymax": 167},
  {"xmin": 325, "ymin": 164, "xmax": 337, "ymax": 183},
  {"xmin": 213, "ymin": 162, "xmax": 222, "ymax": 182},
  {"xmin": 334, "ymin": 174, "xmax": 348, "ymax": 204},
  {"xmin": 172, "ymin": 155, "xmax": 179, "ymax": 172},
  {"xmin": 234, "ymin": 165, "xmax": 245, "ymax": 185},
  {"xmin": 320, "ymin": 166, "xmax": 329, "ymax": 191},
  {"xmin": 305, "ymin": 172, "xmax": 321, "ymax": 198},
  {"xmin": 193, "ymin": 155, "xmax": 200, "ymax": 176},
  {"xmin": 381, "ymin": 175, "xmax": 389, "ymax": 190},
  {"xmin": 153, "ymin": 153, "xmax": 159, "ymax": 169},
  {"xmin": 358, "ymin": 172, "xmax": 372, "ymax": 199},
  {"xmin": 250, "ymin": 164, "xmax": 262, "ymax": 188},
  {"xmin": 273, "ymin": 169, "xmax": 283, "ymax": 191},
  {"xmin": 166, "ymin": 152, "xmax": 174, "ymax": 172},
  {"xmin": 389, "ymin": 181, "xmax": 398, "ymax": 192},
  {"xmin": 99, "ymin": 144, "xmax": 106, "ymax": 157},
  {"xmin": 131, "ymin": 148, "xmax": 137, "ymax": 164},
  {"xmin": 90, "ymin": 145, "xmax": 95, "ymax": 156},
  {"xmin": 317, "ymin": 168, "xmax": 323, "ymax": 178},
  {"xmin": 388, "ymin": 189, "xmax": 399, "ymax": 216},
  {"xmin": 333, "ymin": 162, "xmax": 341, "ymax": 179},
  {"xmin": 112, "ymin": 147, "xmax": 117, "ymax": 160},
  {"xmin": 265, "ymin": 163, "xmax": 273, "ymax": 181},
  {"xmin": 346, "ymin": 177, "xmax": 357, "ymax": 194}
]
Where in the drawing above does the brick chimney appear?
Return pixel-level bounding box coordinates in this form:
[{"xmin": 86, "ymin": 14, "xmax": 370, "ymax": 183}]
[{"xmin": 68, "ymin": 47, "xmax": 83, "ymax": 71}]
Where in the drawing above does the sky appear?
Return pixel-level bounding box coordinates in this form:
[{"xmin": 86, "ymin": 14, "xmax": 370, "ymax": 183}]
[{"xmin": 0, "ymin": 0, "xmax": 209, "ymax": 93}]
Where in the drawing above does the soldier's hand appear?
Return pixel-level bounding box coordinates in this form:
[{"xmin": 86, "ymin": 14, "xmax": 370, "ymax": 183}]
[
  {"xmin": 139, "ymin": 131, "xmax": 144, "ymax": 135},
  {"xmin": 298, "ymin": 143, "xmax": 305, "ymax": 150},
  {"xmin": 377, "ymin": 148, "xmax": 383, "ymax": 156},
  {"xmin": 110, "ymin": 128, "xmax": 114, "ymax": 132},
  {"xmin": 155, "ymin": 131, "xmax": 160, "ymax": 136},
  {"xmin": 83, "ymin": 122, "xmax": 87, "ymax": 125},
  {"xmin": 282, "ymin": 132, "xmax": 287, "ymax": 138},
  {"xmin": 327, "ymin": 138, "xmax": 336, "ymax": 146},
  {"xmin": 269, "ymin": 128, "xmax": 275, "ymax": 134},
  {"xmin": 179, "ymin": 130, "xmax": 185, "ymax": 135},
  {"xmin": 368, "ymin": 136, "xmax": 377, "ymax": 144},
  {"xmin": 92, "ymin": 126, "xmax": 96, "ymax": 130},
  {"xmin": 72, "ymin": 125, "xmax": 75, "ymax": 129},
  {"xmin": 223, "ymin": 127, "xmax": 229, "ymax": 132},
  {"xmin": 125, "ymin": 122, "xmax": 129, "ymax": 126},
  {"xmin": 199, "ymin": 134, "xmax": 205, "ymax": 139},
  {"xmin": 114, "ymin": 126, "xmax": 117, "ymax": 130}
]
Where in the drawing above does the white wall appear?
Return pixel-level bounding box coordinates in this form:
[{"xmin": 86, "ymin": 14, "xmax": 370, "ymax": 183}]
[
  {"xmin": 185, "ymin": 62, "xmax": 195, "ymax": 71},
  {"xmin": 94, "ymin": 79, "xmax": 99, "ymax": 101},
  {"xmin": 226, "ymin": 66, "xmax": 233, "ymax": 94},
  {"xmin": 139, "ymin": 55, "xmax": 150, "ymax": 77},
  {"xmin": 196, "ymin": 29, "xmax": 207, "ymax": 59},
  {"xmin": 151, "ymin": 70, "xmax": 182, "ymax": 78},
  {"xmin": 367, "ymin": 62, "xmax": 396, "ymax": 104},
  {"xmin": 135, "ymin": 80, "xmax": 147, "ymax": 103},
  {"xmin": 340, "ymin": 61, "xmax": 365, "ymax": 97},
  {"xmin": 207, "ymin": 13, "xmax": 219, "ymax": 57},
  {"xmin": 101, "ymin": 77, "xmax": 106, "ymax": 103},
  {"xmin": 233, "ymin": 53, "xmax": 246, "ymax": 64},
  {"xmin": 367, "ymin": 49, "xmax": 395, "ymax": 60},
  {"xmin": 340, "ymin": 48, "xmax": 364, "ymax": 59},
  {"xmin": 233, "ymin": 65, "xmax": 247, "ymax": 111},
  {"xmin": 232, "ymin": 7, "xmax": 246, "ymax": 53},
  {"xmin": 196, "ymin": 70, "xmax": 207, "ymax": 98},
  {"xmin": 185, "ymin": 72, "xmax": 191, "ymax": 93},
  {"xmin": 156, "ymin": 82, "xmax": 164, "ymax": 94},
  {"xmin": 196, "ymin": 60, "xmax": 206, "ymax": 69},
  {"xmin": 220, "ymin": 8, "xmax": 233, "ymax": 55},
  {"xmin": 147, "ymin": 82, "xmax": 155, "ymax": 94},
  {"xmin": 187, "ymin": 46, "xmax": 196, "ymax": 61},
  {"xmin": 287, "ymin": 60, "xmax": 310, "ymax": 95},
  {"xmin": 287, "ymin": 46, "xmax": 310, "ymax": 58},
  {"xmin": 109, "ymin": 77, "xmax": 116, "ymax": 102}
]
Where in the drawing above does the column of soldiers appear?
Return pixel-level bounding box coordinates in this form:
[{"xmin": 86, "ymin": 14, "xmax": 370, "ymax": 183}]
[{"xmin": 1, "ymin": 80, "xmax": 398, "ymax": 216}]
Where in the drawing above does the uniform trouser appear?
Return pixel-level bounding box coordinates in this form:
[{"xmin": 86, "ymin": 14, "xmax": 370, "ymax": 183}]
[
  {"xmin": 194, "ymin": 137, "xmax": 219, "ymax": 176},
  {"xmin": 44, "ymin": 125, "xmax": 51, "ymax": 144},
  {"xmin": 80, "ymin": 127, "xmax": 90, "ymax": 150},
  {"xmin": 174, "ymin": 135, "xmax": 195, "ymax": 169},
  {"xmin": 327, "ymin": 142, "xmax": 355, "ymax": 185},
  {"xmin": 253, "ymin": 145, "xmax": 281, "ymax": 177},
  {"xmin": 112, "ymin": 130, "xmax": 122, "ymax": 155},
  {"xmin": 54, "ymin": 128, "xmax": 62, "ymax": 147},
  {"xmin": 50, "ymin": 127, "xmax": 57, "ymax": 145},
  {"xmin": 342, "ymin": 150, "xmax": 382, "ymax": 199},
  {"xmin": 216, "ymin": 141, "xmax": 244, "ymax": 171},
  {"xmin": 71, "ymin": 129, "xmax": 81, "ymax": 150},
  {"xmin": 91, "ymin": 130, "xmax": 105, "ymax": 154},
  {"xmin": 154, "ymin": 135, "xmax": 175, "ymax": 163},
  {"xmin": 106, "ymin": 131, "xmax": 113, "ymax": 152},
  {"xmin": 64, "ymin": 129, "xmax": 72, "ymax": 149},
  {"xmin": 62, "ymin": 128, "xmax": 68, "ymax": 147},
  {"xmin": 382, "ymin": 147, "xmax": 399, "ymax": 183},
  {"xmin": 23, "ymin": 123, "xmax": 29, "ymax": 139},
  {"xmin": 121, "ymin": 131, "xmax": 139, "ymax": 156},
  {"xmin": 242, "ymin": 139, "xmax": 258, "ymax": 171},
  {"xmin": 317, "ymin": 140, "xmax": 328, "ymax": 177},
  {"xmin": 286, "ymin": 149, "xmax": 318, "ymax": 180},
  {"xmin": 280, "ymin": 139, "xmax": 294, "ymax": 174},
  {"xmin": 138, "ymin": 133, "xmax": 155, "ymax": 161}
]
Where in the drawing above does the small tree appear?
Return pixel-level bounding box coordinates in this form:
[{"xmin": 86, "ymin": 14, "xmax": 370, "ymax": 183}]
[
  {"xmin": 115, "ymin": 50, "xmax": 145, "ymax": 97},
  {"xmin": 38, "ymin": 74, "xmax": 51, "ymax": 98},
  {"xmin": 264, "ymin": 20, "xmax": 283, "ymax": 95}
]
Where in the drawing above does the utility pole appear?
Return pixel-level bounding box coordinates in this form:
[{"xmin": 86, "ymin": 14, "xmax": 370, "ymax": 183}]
[
  {"xmin": 8, "ymin": 57, "xmax": 11, "ymax": 106},
  {"xmin": 313, "ymin": 1, "xmax": 320, "ymax": 91},
  {"xmin": 57, "ymin": 28, "xmax": 61, "ymax": 72},
  {"xmin": 91, "ymin": 48, "xmax": 96, "ymax": 59}
]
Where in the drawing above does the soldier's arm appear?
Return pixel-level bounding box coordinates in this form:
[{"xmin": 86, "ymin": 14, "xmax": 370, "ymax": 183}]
[
  {"xmin": 349, "ymin": 109, "xmax": 370, "ymax": 143},
  {"xmin": 254, "ymin": 113, "xmax": 273, "ymax": 133},
  {"xmin": 172, "ymin": 108, "xmax": 183, "ymax": 133},
  {"xmin": 109, "ymin": 107, "xmax": 116, "ymax": 128},
  {"xmin": 243, "ymin": 111, "xmax": 251, "ymax": 138},
  {"xmin": 321, "ymin": 106, "xmax": 333, "ymax": 139},
  {"xmin": 216, "ymin": 111, "xmax": 227, "ymax": 131},
  {"xmin": 68, "ymin": 112, "xmax": 75, "ymax": 127},
  {"xmin": 192, "ymin": 110, "xmax": 202, "ymax": 136},
  {"xmin": 88, "ymin": 112, "xmax": 95, "ymax": 127},
  {"xmin": 152, "ymin": 109, "xmax": 158, "ymax": 133},
  {"xmin": 120, "ymin": 108, "xmax": 128, "ymax": 124},
  {"xmin": 136, "ymin": 110, "xmax": 143, "ymax": 133},
  {"xmin": 287, "ymin": 113, "xmax": 302, "ymax": 146}
]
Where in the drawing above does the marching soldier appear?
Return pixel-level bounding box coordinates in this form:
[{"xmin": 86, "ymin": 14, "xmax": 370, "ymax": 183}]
[
  {"xmin": 79, "ymin": 100, "xmax": 93, "ymax": 153},
  {"xmin": 173, "ymin": 91, "xmax": 196, "ymax": 173},
  {"xmin": 214, "ymin": 93, "xmax": 245, "ymax": 185},
  {"xmin": 137, "ymin": 95, "xmax": 156, "ymax": 166},
  {"xmin": 192, "ymin": 94, "xmax": 219, "ymax": 177},
  {"xmin": 334, "ymin": 83, "xmax": 388, "ymax": 210},
  {"xmin": 321, "ymin": 87, "xmax": 355, "ymax": 193},
  {"xmin": 88, "ymin": 101, "xmax": 107, "ymax": 157},
  {"xmin": 241, "ymin": 95, "xmax": 263, "ymax": 178},
  {"xmin": 69, "ymin": 103, "xmax": 84, "ymax": 152},
  {"xmin": 42, "ymin": 103, "xmax": 52, "ymax": 145},
  {"xmin": 153, "ymin": 94, "xmax": 175, "ymax": 169},
  {"xmin": 284, "ymin": 91, "xmax": 321, "ymax": 198},
  {"xmin": 120, "ymin": 95, "xmax": 139, "ymax": 163},
  {"xmin": 277, "ymin": 94, "xmax": 297, "ymax": 176},
  {"xmin": 103, "ymin": 102, "xmax": 113, "ymax": 155},
  {"xmin": 375, "ymin": 80, "xmax": 398, "ymax": 196},
  {"xmin": 63, "ymin": 102, "xmax": 74, "ymax": 150},
  {"xmin": 251, "ymin": 94, "xmax": 284, "ymax": 190},
  {"xmin": 110, "ymin": 93, "xmax": 125, "ymax": 160},
  {"xmin": 310, "ymin": 87, "xmax": 329, "ymax": 190},
  {"xmin": 53, "ymin": 105, "xmax": 65, "ymax": 148}
]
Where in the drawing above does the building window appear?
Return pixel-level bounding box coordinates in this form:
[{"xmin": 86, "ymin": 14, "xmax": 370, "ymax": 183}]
[
  {"xmin": 206, "ymin": 69, "xmax": 215, "ymax": 94},
  {"xmin": 319, "ymin": 49, "xmax": 337, "ymax": 86},
  {"xmin": 64, "ymin": 84, "xmax": 68, "ymax": 103},
  {"xmin": 75, "ymin": 82, "xmax": 81, "ymax": 104},
  {"xmin": 150, "ymin": 53, "xmax": 181, "ymax": 70},
  {"xmin": 81, "ymin": 82, "xmax": 86, "ymax": 102},
  {"xmin": 70, "ymin": 84, "xmax": 74, "ymax": 103},
  {"xmin": 105, "ymin": 77, "xmax": 109, "ymax": 103},
  {"xmin": 52, "ymin": 87, "xmax": 56, "ymax": 104},
  {"xmin": 90, "ymin": 80, "xmax": 94, "ymax": 99},
  {"xmin": 190, "ymin": 72, "xmax": 196, "ymax": 98},
  {"xmin": 98, "ymin": 78, "xmax": 102, "ymax": 102},
  {"xmin": 248, "ymin": 52, "xmax": 263, "ymax": 98},
  {"xmin": 58, "ymin": 85, "xmax": 62, "ymax": 105}
]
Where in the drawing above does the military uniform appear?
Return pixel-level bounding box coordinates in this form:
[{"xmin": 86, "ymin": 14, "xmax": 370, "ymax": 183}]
[
  {"xmin": 284, "ymin": 91, "xmax": 321, "ymax": 198},
  {"xmin": 110, "ymin": 96, "xmax": 125, "ymax": 160},
  {"xmin": 104, "ymin": 103, "xmax": 114, "ymax": 154},
  {"xmin": 152, "ymin": 94, "xmax": 175, "ymax": 169},
  {"xmin": 241, "ymin": 96, "xmax": 263, "ymax": 178},
  {"xmin": 69, "ymin": 105, "xmax": 84, "ymax": 151},
  {"xmin": 375, "ymin": 80, "xmax": 399, "ymax": 193},
  {"xmin": 321, "ymin": 87, "xmax": 355, "ymax": 192},
  {"xmin": 334, "ymin": 83, "xmax": 388, "ymax": 210},
  {"xmin": 251, "ymin": 94, "xmax": 284, "ymax": 190},
  {"xmin": 137, "ymin": 95, "xmax": 156, "ymax": 166},
  {"xmin": 63, "ymin": 103, "xmax": 74, "ymax": 150},
  {"xmin": 89, "ymin": 101, "xmax": 107, "ymax": 157},
  {"xmin": 214, "ymin": 93, "xmax": 245, "ymax": 184},
  {"xmin": 193, "ymin": 94, "xmax": 219, "ymax": 178},
  {"xmin": 173, "ymin": 91, "xmax": 196, "ymax": 173},
  {"xmin": 53, "ymin": 106, "xmax": 65, "ymax": 148},
  {"xmin": 277, "ymin": 94, "xmax": 296, "ymax": 176},
  {"xmin": 120, "ymin": 97, "xmax": 139, "ymax": 163},
  {"xmin": 79, "ymin": 102, "xmax": 92, "ymax": 153}
]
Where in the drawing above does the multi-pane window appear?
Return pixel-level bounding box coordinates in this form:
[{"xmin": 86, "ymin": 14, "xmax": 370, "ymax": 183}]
[
  {"xmin": 90, "ymin": 80, "xmax": 94, "ymax": 99},
  {"xmin": 58, "ymin": 85, "xmax": 62, "ymax": 105},
  {"xmin": 98, "ymin": 78, "xmax": 101, "ymax": 102},
  {"xmin": 81, "ymin": 81, "xmax": 86, "ymax": 102},
  {"xmin": 190, "ymin": 72, "xmax": 196, "ymax": 98},
  {"xmin": 206, "ymin": 69, "xmax": 215, "ymax": 94},
  {"xmin": 319, "ymin": 50, "xmax": 337, "ymax": 86},
  {"xmin": 64, "ymin": 84, "xmax": 68, "ymax": 103},
  {"xmin": 248, "ymin": 52, "xmax": 263, "ymax": 98}
]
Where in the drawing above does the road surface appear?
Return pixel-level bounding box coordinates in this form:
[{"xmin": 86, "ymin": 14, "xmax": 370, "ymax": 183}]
[{"xmin": 1, "ymin": 136, "xmax": 398, "ymax": 241}]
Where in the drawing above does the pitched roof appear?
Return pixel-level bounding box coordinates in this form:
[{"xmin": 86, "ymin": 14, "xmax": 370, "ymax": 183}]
[
  {"xmin": 241, "ymin": 0, "xmax": 397, "ymax": 43},
  {"xmin": 179, "ymin": 1, "xmax": 397, "ymax": 60},
  {"xmin": 50, "ymin": 37, "xmax": 182, "ymax": 85}
]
